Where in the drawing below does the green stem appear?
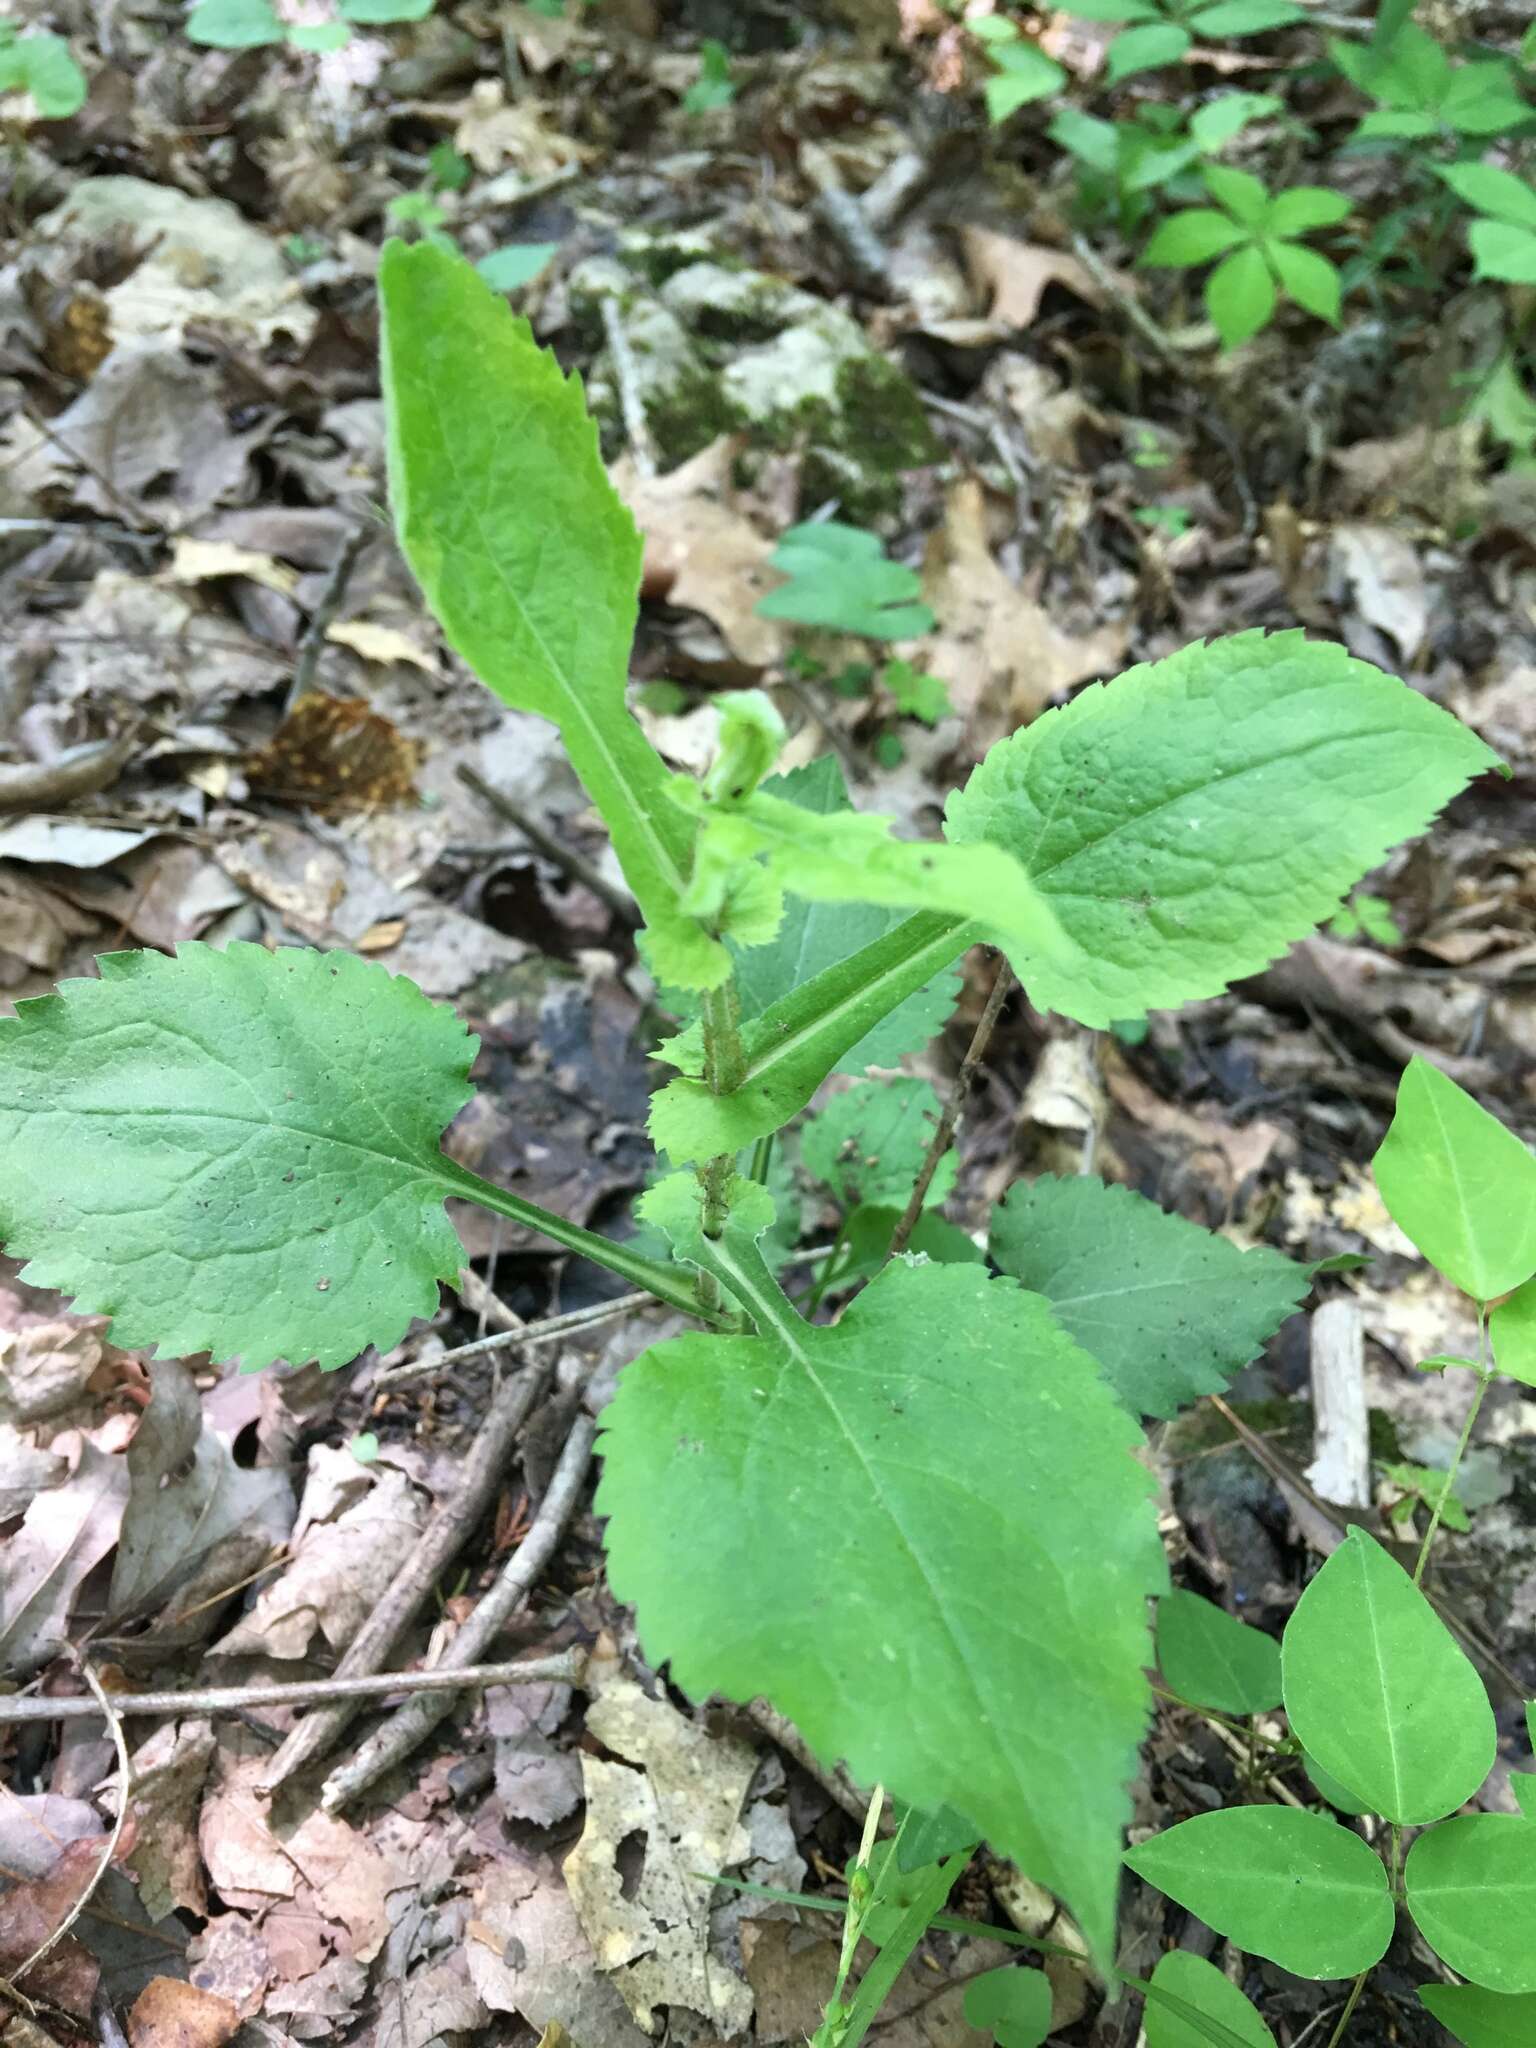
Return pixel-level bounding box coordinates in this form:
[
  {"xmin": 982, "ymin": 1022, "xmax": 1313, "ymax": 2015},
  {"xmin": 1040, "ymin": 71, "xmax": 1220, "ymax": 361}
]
[
  {"xmin": 436, "ymin": 1160, "xmax": 729, "ymax": 1325},
  {"xmin": 1413, "ymin": 1312, "xmax": 1492, "ymax": 1587},
  {"xmin": 696, "ymin": 974, "xmax": 747, "ymax": 1309},
  {"xmin": 1389, "ymin": 1823, "xmax": 1403, "ymax": 1902},
  {"xmin": 1322, "ymin": 1970, "xmax": 1368, "ymax": 2048},
  {"xmin": 805, "ymin": 1214, "xmax": 853, "ymax": 1317}
]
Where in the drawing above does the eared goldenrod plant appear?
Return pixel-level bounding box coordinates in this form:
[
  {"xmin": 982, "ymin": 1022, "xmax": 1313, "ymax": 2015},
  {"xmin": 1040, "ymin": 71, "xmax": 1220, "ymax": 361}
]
[{"xmin": 0, "ymin": 240, "xmax": 1509, "ymax": 1989}]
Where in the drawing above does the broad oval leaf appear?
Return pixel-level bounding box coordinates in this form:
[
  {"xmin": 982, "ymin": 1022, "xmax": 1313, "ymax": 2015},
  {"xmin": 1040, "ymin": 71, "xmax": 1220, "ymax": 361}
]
[
  {"xmin": 1106, "ymin": 21, "xmax": 1193, "ymax": 80},
  {"xmin": 945, "ymin": 632, "xmax": 1499, "ymax": 1030},
  {"xmin": 1436, "ymin": 161, "xmax": 1536, "ymax": 230},
  {"xmin": 1372, "ymin": 1057, "xmax": 1536, "ymax": 1302},
  {"xmin": 1405, "ymin": 1817, "xmax": 1536, "ymax": 1992},
  {"xmin": 1144, "ymin": 1950, "xmax": 1275, "ymax": 2048},
  {"xmin": 0, "ymin": 945, "xmax": 475, "ymax": 1371},
  {"xmin": 1270, "ymin": 242, "xmax": 1341, "ymax": 326},
  {"xmin": 1421, "ymin": 1983, "xmax": 1536, "ymax": 2046},
  {"xmin": 1470, "ymin": 220, "xmax": 1536, "ymax": 285},
  {"xmin": 962, "ymin": 1967, "xmax": 1052, "ymax": 2048},
  {"xmin": 1206, "ymin": 243, "xmax": 1276, "ymax": 347},
  {"xmin": 1492, "ymin": 1278, "xmax": 1536, "ymax": 1388},
  {"xmin": 989, "ymin": 1175, "xmax": 1306, "ymax": 1419},
  {"xmin": 1124, "ymin": 1807, "xmax": 1394, "ymax": 1979},
  {"xmin": 378, "ymin": 241, "xmax": 714, "ymax": 988},
  {"xmin": 598, "ymin": 1248, "xmax": 1166, "ymax": 1974},
  {"xmin": 1281, "ymin": 1528, "xmax": 1494, "ymax": 1823},
  {"xmin": 1142, "ymin": 210, "xmax": 1248, "ymax": 268},
  {"xmin": 1157, "ymin": 1590, "xmax": 1282, "ymax": 1715}
]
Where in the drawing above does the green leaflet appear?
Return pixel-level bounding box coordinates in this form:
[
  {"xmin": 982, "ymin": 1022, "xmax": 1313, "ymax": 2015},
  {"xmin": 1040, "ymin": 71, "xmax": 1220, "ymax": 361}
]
[
  {"xmin": 961, "ymin": 1967, "xmax": 1052, "ymax": 2048},
  {"xmin": 1124, "ymin": 1807, "xmax": 1394, "ymax": 1979},
  {"xmin": 1404, "ymin": 1817, "xmax": 1536, "ymax": 1993},
  {"xmin": 377, "ymin": 241, "xmax": 716, "ymax": 989},
  {"xmin": 600, "ymin": 1180, "xmax": 1166, "ymax": 1974},
  {"xmin": 1372, "ymin": 1057, "xmax": 1536, "ymax": 1303},
  {"xmin": 1144, "ymin": 1952, "xmax": 1275, "ymax": 2048},
  {"xmin": 650, "ymin": 912, "xmax": 974, "ymax": 1164},
  {"xmin": 1421, "ymin": 1983, "xmax": 1536, "ymax": 2046},
  {"xmin": 1280, "ymin": 1528, "xmax": 1494, "ymax": 1824},
  {"xmin": 670, "ymin": 779, "xmax": 1064, "ymax": 963},
  {"xmin": 1493, "ymin": 1278, "xmax": 1536, "ymax": 1387},
  {"xmin": 801, "ymin": 1077, "xmax": 955, "ymax": 1210},
  {"xmin": 945, "ymin": 630, "xmax": 1502, "ymax": 1029},
  {"xmin": 0, "ymin": 945, "xmax": 708, "ymax": 1370},
  {"xmin": 988, "ymin": 1176, "xmax": 1307, "ymax": 1418},
  {"xmin": 1156, "ymin": 1590, "xmax": 1282, "ymax": 1716}
]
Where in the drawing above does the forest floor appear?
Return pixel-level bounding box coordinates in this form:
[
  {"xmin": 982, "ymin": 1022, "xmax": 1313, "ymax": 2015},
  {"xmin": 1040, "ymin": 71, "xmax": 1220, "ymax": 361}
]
[{"xmin": 2, "ymin": 2, "xmax": 1535, "ymax": 2045}]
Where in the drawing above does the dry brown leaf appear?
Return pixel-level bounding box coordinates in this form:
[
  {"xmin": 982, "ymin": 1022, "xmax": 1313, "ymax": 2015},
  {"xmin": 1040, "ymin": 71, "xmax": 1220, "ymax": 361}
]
[
  {"xmin": 1327, "ymin": 523, "xmax": 1428, "ymax": 664},
  {"xmin": 914, "ymin": 479, "xmax": 1126, "ymax": 744},
  {"xmin": 126, "ymin": 1977, "xmax": 240, "ymax": 2048},
  {"xmin": 247, "ymin": 695, "xmax": 422, "ymax": 813},
  {"xmin": 467, "ymin": 1859, "xmax": 651, "ymax": 2048},
  {"xmin": 614, "ymin": 438, "xmax": 786, "ymax": 673},
  {"xmin": 126, "ymin": 1721, "xmax": 217, "ymax": 1919},
  {"xmin": 325, "ymin": 620, "xmax": 438, "ymax": 674},
  {"xmin": 183, "ymin": 1915, "xmax": 274, "ymax": 2021},
  {"xmin": 0, "ymin": 1839, "xmax": 105, "ymax": 2018},
  {"xmin": 453, "ymin": 81, "xmax": 591, "ymax": 176},
  {"xmin": 565, "ymin": 1670, "xmax": 756, "ymax": 2033},
  {"xmin": 0, "ymin": 1441, "xmax": 129, "ymax": 1678},
  {"xmin": 961, "ymin": 226, "xmax": 1104, "ymax": 331},
  {"xmin": 165, "ymin": 540, "xmax": 297, "ymax": 597}
]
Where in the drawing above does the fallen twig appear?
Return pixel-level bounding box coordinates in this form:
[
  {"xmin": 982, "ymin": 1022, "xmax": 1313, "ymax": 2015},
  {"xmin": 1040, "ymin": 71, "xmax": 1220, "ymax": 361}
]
[
  {"xmin": 888, "ymin": 955, "xmax": 1012, "ymax": 1259},
  {"xmin": 257, "ymin": 1354, "xmax": 556, "ymax": 1792},
  {"xmin": 322, "ymin": 1411, "xmax": 599, "ymax": 1810},
  {"xmin": 601, "ymin": 294, "xmax": 658, "ymax": 479},
  {"xmin": 456, "ymin": 762, "xmax": 638, "ymax": 924},
  {"xmin": 0, "ymin": 1652, "xmax": 584, "ymax": 1725},
  {"xmin": 375, "ymin": 1291, "xmax": 649, "ymax": 1388},
  {"xmin": 286, "ymin": 521, "xmax": 369, "ymax": 712}
]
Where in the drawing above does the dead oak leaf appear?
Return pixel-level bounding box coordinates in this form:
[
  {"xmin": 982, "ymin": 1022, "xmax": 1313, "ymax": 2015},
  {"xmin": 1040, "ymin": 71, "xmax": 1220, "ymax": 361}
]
[
  {"xmin": 452, "ymin": 82, "xmax": 591, "ymax": 176},
  {"xmin": 961, "ymin": 226, "xmax": 1105, "ymax": 331},
  {"xmin": 914, "ymin": 479, "xmax": 1126, "ymax": 745},
  {"xmin": 125, "ymin": 1977, "xmax": 239, "ymax": 2048}
]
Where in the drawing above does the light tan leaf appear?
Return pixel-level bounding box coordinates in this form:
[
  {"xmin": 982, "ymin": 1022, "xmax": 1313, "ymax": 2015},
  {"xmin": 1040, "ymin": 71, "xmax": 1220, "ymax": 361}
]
[
  {"xmin": 565, "ymin": 1670, "xmax": 756, "ymax": 2033},
  {"xmin": 961, "ymin": 226, "xmax": 1105, "ymax": 331},
  {"xmin": 914, "ymin": 479, "xmax": 1126, "ymax": 744},
  {"xmin": 126, "ymin": 1976, "xmax": 240, "ymax": 2048},
  {"xmin": 453, "ymin": 81, "xmax": 591, "ymax": 175},
  {"xmin": 0, "ymin": 1441, "xmax": 129, "ymax": 1677},
  {"xmin": 166, "ymin": 540, "xmax": 297, "ymax": 596},
  {"xmin": 126, "ymin": 1720, "xmax": 217, "ymax": 1919},
  {"xmin": 326, "ymin": 620, "xmax": 439, "ymax": 673}
]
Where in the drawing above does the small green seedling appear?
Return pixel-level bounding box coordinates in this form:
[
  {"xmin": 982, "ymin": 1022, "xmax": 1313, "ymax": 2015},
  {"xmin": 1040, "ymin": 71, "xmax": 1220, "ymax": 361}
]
[
  {"xmin": 1327, "ymin": 889, "xmax": 1402, "ymax": 944},
  {"xmin": 1436, "ymin": 161, "xmax": 1536, "ymax": 285},
  {"xmin": 1381, "ymin": 1459, "xmax": 1470, "ymax": 1535},
  {"xmin": 756, "ymin": 523, "xmax": 935, "ymax": 640},
  {"xmin": 1142, "ymin": 164, "xmax": 1350, "ymax": 346},
  {"xmin": 1330, "ymin": 21, "xmax": 1530, "ymax": 143},
  {"xmin": 1053, "ymin": 94, "xmax": 1284, "ymax": 235},
  {"xmin": 969, "ymin": 13, "xmax": 1067, "ymax": 121},
  {"xmin": 387, "ymin": 161, "xmax": 558, "ymax": 292},
  {"xmin": 682, "ymin": 38, "xmax": 735, "ymax": 113},
  {"xmin": 0, "ymin": 241, "xmax": 1507, "ymax": 1998},
  {"xmin": 186, "ymin": 0, "xmax": 431, "ymax": 50},
  {"xmin": 0, "ymin": 23, "xmax": 87, "ymax": 118},
  {"xmin": 1063, "ymin": 0, "xmax": 1304, "ymax": 83}
]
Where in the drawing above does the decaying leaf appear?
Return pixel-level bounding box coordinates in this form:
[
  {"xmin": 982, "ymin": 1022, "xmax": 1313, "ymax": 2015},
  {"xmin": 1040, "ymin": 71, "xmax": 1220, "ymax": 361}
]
[
  {"xmin": 325, "ymin": 620, "xmax": 439, "ymax": 674},
  {"xmin": 126, "ymin": 1975, "xmax": 240, "ymax": 2048},
  {"xmin": 0, "ymin": 1839, "xmax": 106, "ymax": 2017},
  {"xmin": 961, "ymin": 226, "xmax": 1105, "ymax": 331},
  {"xmin": 466, "ymin": 1858, "xmax": 652, "ymax": 2048},
  {"xmin": 0, "ymin": 1441, "xmax": 129, "ymax": 1676},
  {"xmin": 247, "ymin": 696, "xmax": 422, "ymax": 813},
  {"xmin": 213, "ymin": 1450, "xmax": 427, "ymax": 1662},
  {"xmin": 565, "ymin": 1670, "xmax": 757, "ymax": 2034},
  {"xmin": 125, "ymin": 1721, "xmax": 217, "ymax": 1920},
  {"xmin": 915, "ymin": 480, "xmax": 1126, "ymax": 743},
  {"xmin": 108, "ymin": 1360, "xmax": 295, "ymax": 1640}
]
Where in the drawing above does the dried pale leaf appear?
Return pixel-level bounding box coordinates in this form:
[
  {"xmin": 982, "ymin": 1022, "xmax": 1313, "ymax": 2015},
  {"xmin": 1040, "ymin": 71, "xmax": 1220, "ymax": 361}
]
[
  {"xmin": 453, "ymin": 80, "xmax": 590, "ymax": 175},
  {"xmin": 1328, "ymin": 524, "xmax": 1428, "ymax": 664},
  {"xmin": 565, "ymin": 1672, "xmax": 756, "ymax": 2031},
  {"xmin": 326, "ymin": 619, "xmax": 439, "ymax": 674},
  {"xmin": 166, "ymin": 540, "xmax": 297, "ymax": 595},
  {"xmin": 212, "ymin": 1460, "xmax": 427, "ymax": 1662},
  {"xmin": 0, "ymin": 1316, "xmax": 109, "ymax": 1428},
  {"xmin": 0, "ymin": 1795, "xmax": 103, "ymax": 1882},
  {"xmin": 615, "ymin": 439, "xmax": 787, "ymax": 671},
  {"xmin": 109, "ymin": 1360, "xmax": 296, "ymax": 1630},
  {"xmin": 126, "ymin": 1721, "xmax": 217, "ymax": 1920},
  {"xmin": 263, "ymin": 1957, "xmax": 368, "ymax": 2031},
  {"xmin": 374, "ymin": 1958, "xmax": 488, "ymax": 2048},
  {"xmin": 183, "ymin": 1915, "xmax": 274, "ymax": 2021},
  {"xmin": 126, "ymin": 1975, "xmax": 240, "ymax": 2048},
  {"xmin": 962, "ymin": 225, "xmax": 1105, "ymax": 330},
  {"xmin": 0, "ymin": 1441, "xmax": 129, "ymax": 1676},
  {"xmin": 247, "ymin": 695, "xmax": 422, "ymax": 813},
  {"xmin": 915, "ymin": 480, "xmax": 1126, "ymax": 742},
  {"xmin": 466, "ymin": 1861, "xmax": 652, "ymax": 2048}
]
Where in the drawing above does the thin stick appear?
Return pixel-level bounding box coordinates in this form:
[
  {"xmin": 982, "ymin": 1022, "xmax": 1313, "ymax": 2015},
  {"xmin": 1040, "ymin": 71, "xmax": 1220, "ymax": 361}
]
[
  {"xmin": 375, "ymin": 1292, "xmax": 649, "ymax": 1388},
  {"xmin": 888, "ymin": 957, "xmax": 1013, "ymax": 1259},
  {"xmin": 601, "ymin": 295, "xmax": 658, "ymax": 479},
  {"xmin": 456, "ymin": 763, "xmax": 638, "ymax": 924},
  {"xmin": 257, "ymin": 1355, "xmax": 555, "ymax": 1792},
  {"xmin": 9, "ymin": 1662, "xmax": 129, "ymax": 1992},
  {"xmin": 286, "ymin": 522, "xmax": 368, "ymax": 712},
  {"xmin": 0, "ymin": 1651, "xmax": 584, "ymax": 1725},
  {"xmin": 1069, "ymin": 234, "xmax": 1198, "ymax": 365},
  {"xmin": 322, "ymin": 1413, "xmax": 599, "ymax": 1811}
]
